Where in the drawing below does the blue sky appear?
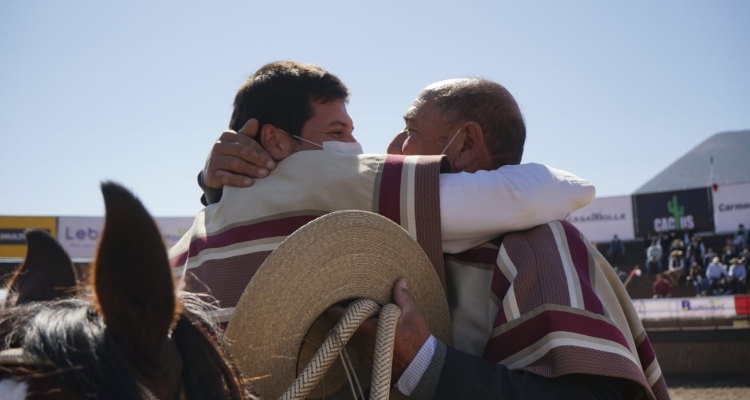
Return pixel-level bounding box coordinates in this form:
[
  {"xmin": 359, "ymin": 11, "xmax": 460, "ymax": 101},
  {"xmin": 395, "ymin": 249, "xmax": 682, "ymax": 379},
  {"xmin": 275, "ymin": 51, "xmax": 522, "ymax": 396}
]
[{"xmin": 1, "ymin": 1, "xmax": 748, "ymax": 217}]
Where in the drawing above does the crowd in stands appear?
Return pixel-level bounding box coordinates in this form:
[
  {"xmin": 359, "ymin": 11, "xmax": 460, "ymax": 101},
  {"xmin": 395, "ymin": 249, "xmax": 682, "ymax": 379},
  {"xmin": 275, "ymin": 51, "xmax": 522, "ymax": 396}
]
[{"xmin": 638, "ymin": 224, "xmax": 748, "ymax": 298}]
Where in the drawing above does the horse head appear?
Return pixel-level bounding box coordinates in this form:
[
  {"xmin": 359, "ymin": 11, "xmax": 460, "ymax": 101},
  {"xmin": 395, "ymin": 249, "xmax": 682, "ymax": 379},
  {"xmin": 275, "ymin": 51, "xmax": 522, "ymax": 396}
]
[{"xmin": 0, "ymin": 182, "xmax": 252, "ymax": 399}]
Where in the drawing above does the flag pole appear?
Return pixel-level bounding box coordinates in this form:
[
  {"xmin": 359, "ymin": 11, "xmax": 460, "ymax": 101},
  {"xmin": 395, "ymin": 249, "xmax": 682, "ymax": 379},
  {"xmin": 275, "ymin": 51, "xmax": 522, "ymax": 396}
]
[{"xmin": 710, "ymin": 156, "xmax": 718, "ymax": 192}]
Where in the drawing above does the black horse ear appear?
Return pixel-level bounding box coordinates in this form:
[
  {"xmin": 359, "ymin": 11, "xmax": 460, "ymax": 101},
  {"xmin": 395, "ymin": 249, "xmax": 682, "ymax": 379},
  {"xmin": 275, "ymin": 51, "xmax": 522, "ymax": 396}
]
[
  {"xmin": 92, "ymin": 181, "xmax": 178, "ymax": 363},
  {"xmin": 5, "ymin": 229, "xmax": 78, "ymax": 306}
]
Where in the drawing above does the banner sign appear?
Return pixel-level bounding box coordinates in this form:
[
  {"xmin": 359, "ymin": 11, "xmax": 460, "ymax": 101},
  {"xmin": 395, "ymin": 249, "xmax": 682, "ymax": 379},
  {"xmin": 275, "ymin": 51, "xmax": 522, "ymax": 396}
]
[
  {"xmin": 57, "ymin": 217, "xmax": 104, "ymax": 260},
  {"xmin": 154, "ymin": 217, "xmax": 195, "ymax": 250},
  {"xmin": 0, "ymin": 216, "xmax": 57, "ymax": 258},
  {"xmin": 57, "ymin": 216, "xmax": 194, "ymax": 260},
  {"xmin": 633, "ymin": 188, "xmax": 714, "ymax": 237},
  {"xmin": 632, "ymin": 295, "xmax": 749, "ymax": 320},
  {"xmin": 712, "ymin": 182, "xmax": 750, "ymax": 234},
  {"xmin": 567, "ymin": 195, "xmax": 635, "ymax": 242}
]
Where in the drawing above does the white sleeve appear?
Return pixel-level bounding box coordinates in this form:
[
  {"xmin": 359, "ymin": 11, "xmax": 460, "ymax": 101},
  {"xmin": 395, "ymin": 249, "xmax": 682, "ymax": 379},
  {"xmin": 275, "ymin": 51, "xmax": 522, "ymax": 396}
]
[{"xmin": 439, "ymin": 163, "xmax": 595, "ymax": 254}]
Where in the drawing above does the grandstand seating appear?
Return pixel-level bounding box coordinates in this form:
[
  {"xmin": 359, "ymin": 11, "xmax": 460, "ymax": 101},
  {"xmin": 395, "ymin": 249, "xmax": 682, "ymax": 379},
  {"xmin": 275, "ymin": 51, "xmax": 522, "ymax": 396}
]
[{"xmin": 596, "ymin": 233, "xmax": 737, "ymax": 299}]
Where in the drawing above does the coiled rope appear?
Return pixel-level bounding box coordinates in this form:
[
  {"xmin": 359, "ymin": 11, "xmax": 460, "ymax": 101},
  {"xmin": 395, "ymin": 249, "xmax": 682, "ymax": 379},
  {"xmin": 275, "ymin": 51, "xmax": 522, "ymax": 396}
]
[{"xmin": 280, "ymin": 299, "xmax": 402, "ymax": 400}]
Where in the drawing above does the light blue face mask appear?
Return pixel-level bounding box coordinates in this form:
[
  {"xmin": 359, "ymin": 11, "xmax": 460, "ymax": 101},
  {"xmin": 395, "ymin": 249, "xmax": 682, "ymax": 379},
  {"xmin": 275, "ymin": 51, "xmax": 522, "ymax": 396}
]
[
  {"xmin": 281, "ymin": 129, "xmax": 364, "ymax": 155},
  {"xmin": 441, "ymin": 127, "xmax": 462, "ymax": 155}
]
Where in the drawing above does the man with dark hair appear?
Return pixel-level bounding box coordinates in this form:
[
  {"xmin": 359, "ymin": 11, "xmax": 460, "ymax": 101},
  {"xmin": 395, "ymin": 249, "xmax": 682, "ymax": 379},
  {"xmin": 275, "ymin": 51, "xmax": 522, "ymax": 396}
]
[
  {"xmin": 228, "ymin": 61, "xmax": 350, "ymax": 134},
  {"xmin": 201, "ymin": 61, "xmax": 357, "ymax": 205},
  {"xmin": 177, "ymin": 66, "xmax": 667, "ymax": 399}
]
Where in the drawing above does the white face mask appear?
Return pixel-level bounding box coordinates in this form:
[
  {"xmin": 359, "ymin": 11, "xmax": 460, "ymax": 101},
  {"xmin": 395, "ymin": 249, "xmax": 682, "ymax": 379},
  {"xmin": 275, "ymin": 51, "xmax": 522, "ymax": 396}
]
[
  {"xmin": 282, "ymin": 129, "xmax": 364, "ymax": 155},
  {"xmin": 440, "ymin": 127, "xmax": 462, "ymax": 155},
  {"xmin": 320, "ymin": 140, "xmax": 363, "ymax": 155}
]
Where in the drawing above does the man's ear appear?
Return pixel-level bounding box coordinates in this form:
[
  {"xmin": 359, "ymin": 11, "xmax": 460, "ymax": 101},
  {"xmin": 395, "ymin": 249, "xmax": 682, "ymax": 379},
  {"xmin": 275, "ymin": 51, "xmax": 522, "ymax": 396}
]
[
  {"xmin": 260, "ymin": 125, "xmax": 294, "ymax": 161},
  {"xmin": 454, "ymin": 121, "xmax": 491, "ymax": 172}
]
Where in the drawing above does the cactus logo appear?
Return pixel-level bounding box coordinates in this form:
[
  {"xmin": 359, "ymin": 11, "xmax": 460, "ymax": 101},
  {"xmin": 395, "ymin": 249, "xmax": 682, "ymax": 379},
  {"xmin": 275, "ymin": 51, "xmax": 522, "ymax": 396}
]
[
  {"xmin": 667, "ymin": 196, "xmax": 684, "ymax": 229},
  {"xmin": 633, "ymin": 187, "xmax": 713, "ymax": 237},
  {"xmin": 653, "ymin": 195, "xmax": 695, "ymax": 233},
  {"xmin": 655, "ymin": 195, "xmax": 695, "ymax": 232}
]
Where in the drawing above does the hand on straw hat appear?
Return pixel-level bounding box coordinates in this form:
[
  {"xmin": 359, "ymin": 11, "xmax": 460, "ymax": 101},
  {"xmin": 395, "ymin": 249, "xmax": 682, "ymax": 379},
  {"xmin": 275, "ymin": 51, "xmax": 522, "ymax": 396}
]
[
  {"xmin": 325, "ymin": 278, "xmax": 432, "ymax": 380},
  {"xmin": 391, "ymin": 279, "xmax": 432, "ymax": 378}
]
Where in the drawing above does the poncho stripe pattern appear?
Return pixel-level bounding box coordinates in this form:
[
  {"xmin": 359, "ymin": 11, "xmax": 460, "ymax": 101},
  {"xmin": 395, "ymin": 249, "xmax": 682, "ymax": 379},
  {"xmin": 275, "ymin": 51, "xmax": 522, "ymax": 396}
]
[
  {"xmin": 168, "ymin": 153, "xmax": 446, "ymax": 322},
  {"xmin": 448, "ymin": 220, "xmax": 668, "ymax": 400}
]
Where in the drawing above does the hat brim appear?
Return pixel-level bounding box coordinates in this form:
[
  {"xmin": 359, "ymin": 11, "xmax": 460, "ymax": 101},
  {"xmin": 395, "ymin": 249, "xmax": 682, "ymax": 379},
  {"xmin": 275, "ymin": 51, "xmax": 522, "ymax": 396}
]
[{"xmin": 226, "ymin": 210, "xmax": 451, "ymax": 400}]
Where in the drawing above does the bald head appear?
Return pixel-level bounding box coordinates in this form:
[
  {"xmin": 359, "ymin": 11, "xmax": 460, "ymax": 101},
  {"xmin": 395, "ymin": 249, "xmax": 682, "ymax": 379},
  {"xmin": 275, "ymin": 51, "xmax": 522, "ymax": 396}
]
[{"xmin": 418, "ymin": 78, "xmax": 526, "ymax": 168}]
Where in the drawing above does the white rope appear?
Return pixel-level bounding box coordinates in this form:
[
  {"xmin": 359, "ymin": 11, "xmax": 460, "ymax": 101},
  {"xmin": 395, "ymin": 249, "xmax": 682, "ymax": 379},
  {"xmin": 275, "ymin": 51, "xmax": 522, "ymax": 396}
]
[
  {"xmin": 369, "ymin": 303, "xmax": 401, "ymax": 400},
  {"xmin": 338, "ymin": 330, "xmax": 365, "ymax": 400},
  {"xmin": 279, "ymin": 299, "xmax": 402, "ymax": 400}
]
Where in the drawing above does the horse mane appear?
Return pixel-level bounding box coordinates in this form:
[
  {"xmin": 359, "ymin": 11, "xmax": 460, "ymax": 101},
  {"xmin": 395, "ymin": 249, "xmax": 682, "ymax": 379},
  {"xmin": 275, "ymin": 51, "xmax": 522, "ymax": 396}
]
[
  {"xmin": 0, "ymin": 299, "xmax": 138, "ymax": 398},
  {"xmin": 0, "ymin": 182, "xmax": 256, "ymax": 399},
  {"xmin": 0, "ymin": 293, "xmax": 254, "ymax": 400},
  {"xmin": 172, "ymin": 292, "xmax": 255, "ymax": 400}
]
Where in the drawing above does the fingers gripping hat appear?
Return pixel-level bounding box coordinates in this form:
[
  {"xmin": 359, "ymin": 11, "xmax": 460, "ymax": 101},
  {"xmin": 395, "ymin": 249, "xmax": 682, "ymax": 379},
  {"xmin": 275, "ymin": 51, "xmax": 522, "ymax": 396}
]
[{"xmin": 226, "ymin": 210, "xmax": 451, "ymax": 400}]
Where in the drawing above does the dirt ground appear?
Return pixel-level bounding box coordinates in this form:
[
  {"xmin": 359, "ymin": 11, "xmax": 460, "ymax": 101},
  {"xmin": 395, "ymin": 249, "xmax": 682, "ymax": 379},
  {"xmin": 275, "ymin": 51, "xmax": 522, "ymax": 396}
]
[
  {"xmin": 667, "ymin": 377, "xmax": 750, "ymax": 400},
  {"xmin": 669, "ymin": 387, "xmax": 750, "ymax": 400}
]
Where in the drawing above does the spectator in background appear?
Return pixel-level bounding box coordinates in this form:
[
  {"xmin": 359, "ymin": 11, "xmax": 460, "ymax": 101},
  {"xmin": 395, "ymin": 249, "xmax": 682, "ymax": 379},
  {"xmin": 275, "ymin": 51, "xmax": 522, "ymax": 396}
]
[
  {"xmin": 734, "ymin": 232, "xmax": 746, "ymax": 256},
  {"xmin": 652, "ymin": 273, "xmax": 673, "ymax": 298},
  {"xmin": 680, "ymin": 230, "xmax": 692, "ymax": 249},
  {"xmin": 645, "ymin": 240, "xmax": 663, "ymax": 274},
  {"xmin": 741, "ymin": 245, "xmax": 749, "ymax": 261},
  {"xmin": 721, "ymin": 243, "xmax": 736, "ymax": 265},
  {"xmin": 642, "ymin": 233, "xmax": 654, "ymax": 255},
  {"xmin": 669, "ymin": 236, "xmax": 685, "ymax": 255},
  {"xmin": 608, "ymin": 234, "xmax": 626, "ymax": 262},
  {"xmin": 703, "ymin": 247, "xmax": 718, "ymax": 269},
  {"xmin": 728, "ymin": 258, "xmax": 746, "ymax": 294},
  {"xmin": 658, "ymin": 232, "xmax": 670, "ymax": 269},
  {"xmin": 736, "ymin": 223, "xmax": 747, "ymax": 247},
  {"xmin": 664, "ymin": 250, "xmax": 685, "ymax": 285},
  {"xmin": 685, "ymin": 235, "xmax": 705, "ymax": 267},
  {"xmin": 711, "ymin": 276, "xmax": 733, "ymax": 296},
  {"xmin": 685, "ymin": 261, "xmax": 705, "ymax": 296},
  {"xmin": 705, "ymin": 256, "xmax": 729, "ymax": 296}
]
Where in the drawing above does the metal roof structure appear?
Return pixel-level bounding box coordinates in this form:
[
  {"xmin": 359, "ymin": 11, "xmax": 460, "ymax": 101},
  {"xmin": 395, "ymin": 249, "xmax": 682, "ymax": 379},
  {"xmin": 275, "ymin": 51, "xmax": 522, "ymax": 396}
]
[{"xmin": 634, "ymin": 130, "xmax": 750, "ymax": 194}]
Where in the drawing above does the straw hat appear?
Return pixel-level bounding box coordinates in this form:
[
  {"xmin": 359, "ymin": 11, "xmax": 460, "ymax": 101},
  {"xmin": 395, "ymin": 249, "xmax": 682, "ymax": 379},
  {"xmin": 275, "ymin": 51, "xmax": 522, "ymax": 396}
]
[{"xmin": 226, "ymin": 210, "xmax": 451, "ymax": 400}]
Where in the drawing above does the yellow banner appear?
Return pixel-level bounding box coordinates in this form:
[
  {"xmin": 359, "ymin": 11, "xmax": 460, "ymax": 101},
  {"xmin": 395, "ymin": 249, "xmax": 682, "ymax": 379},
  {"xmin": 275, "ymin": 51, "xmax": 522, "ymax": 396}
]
[{"xmin": 0, "ymin": 217, "xmax": 57, "ymax": 258}]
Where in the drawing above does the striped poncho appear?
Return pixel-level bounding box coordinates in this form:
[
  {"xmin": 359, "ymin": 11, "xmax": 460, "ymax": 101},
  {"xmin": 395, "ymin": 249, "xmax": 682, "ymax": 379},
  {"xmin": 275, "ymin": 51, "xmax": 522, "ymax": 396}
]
[
  {"xmin": 447, "ymin": 220, "xmax": 669, "ymax": 400},
  {"xmin": 168, "ymin": 151, "xmax": 447, "ymax": 321}
]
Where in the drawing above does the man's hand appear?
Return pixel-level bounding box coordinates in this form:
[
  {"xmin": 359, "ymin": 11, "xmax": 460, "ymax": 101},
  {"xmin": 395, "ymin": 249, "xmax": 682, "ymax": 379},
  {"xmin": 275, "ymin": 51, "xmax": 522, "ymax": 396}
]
[
  {"xmin": 325, "ymin": 279, "xmax": 432, "ymax": 380},
  {"xmin": 202, "ymin": 118, "xmax": 276, "ymax": 189},
  {"xmin": 390, "ymin": 279, "xmax": 432, "ymax": 378}
]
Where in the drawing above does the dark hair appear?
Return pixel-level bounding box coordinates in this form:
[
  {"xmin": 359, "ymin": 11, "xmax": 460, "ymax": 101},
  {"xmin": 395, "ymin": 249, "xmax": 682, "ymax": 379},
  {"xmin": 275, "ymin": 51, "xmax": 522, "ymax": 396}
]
[
  {"xmin": 0, "ymin": 294, "xmax": 254, "ymax": 399},
  {"xmin": 429, "ymin": 79, "xmax": 526, "ymax": 167},
  {"xmin": 229, "ymin": 61, "xmax": 349, "ymax": 137}
]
